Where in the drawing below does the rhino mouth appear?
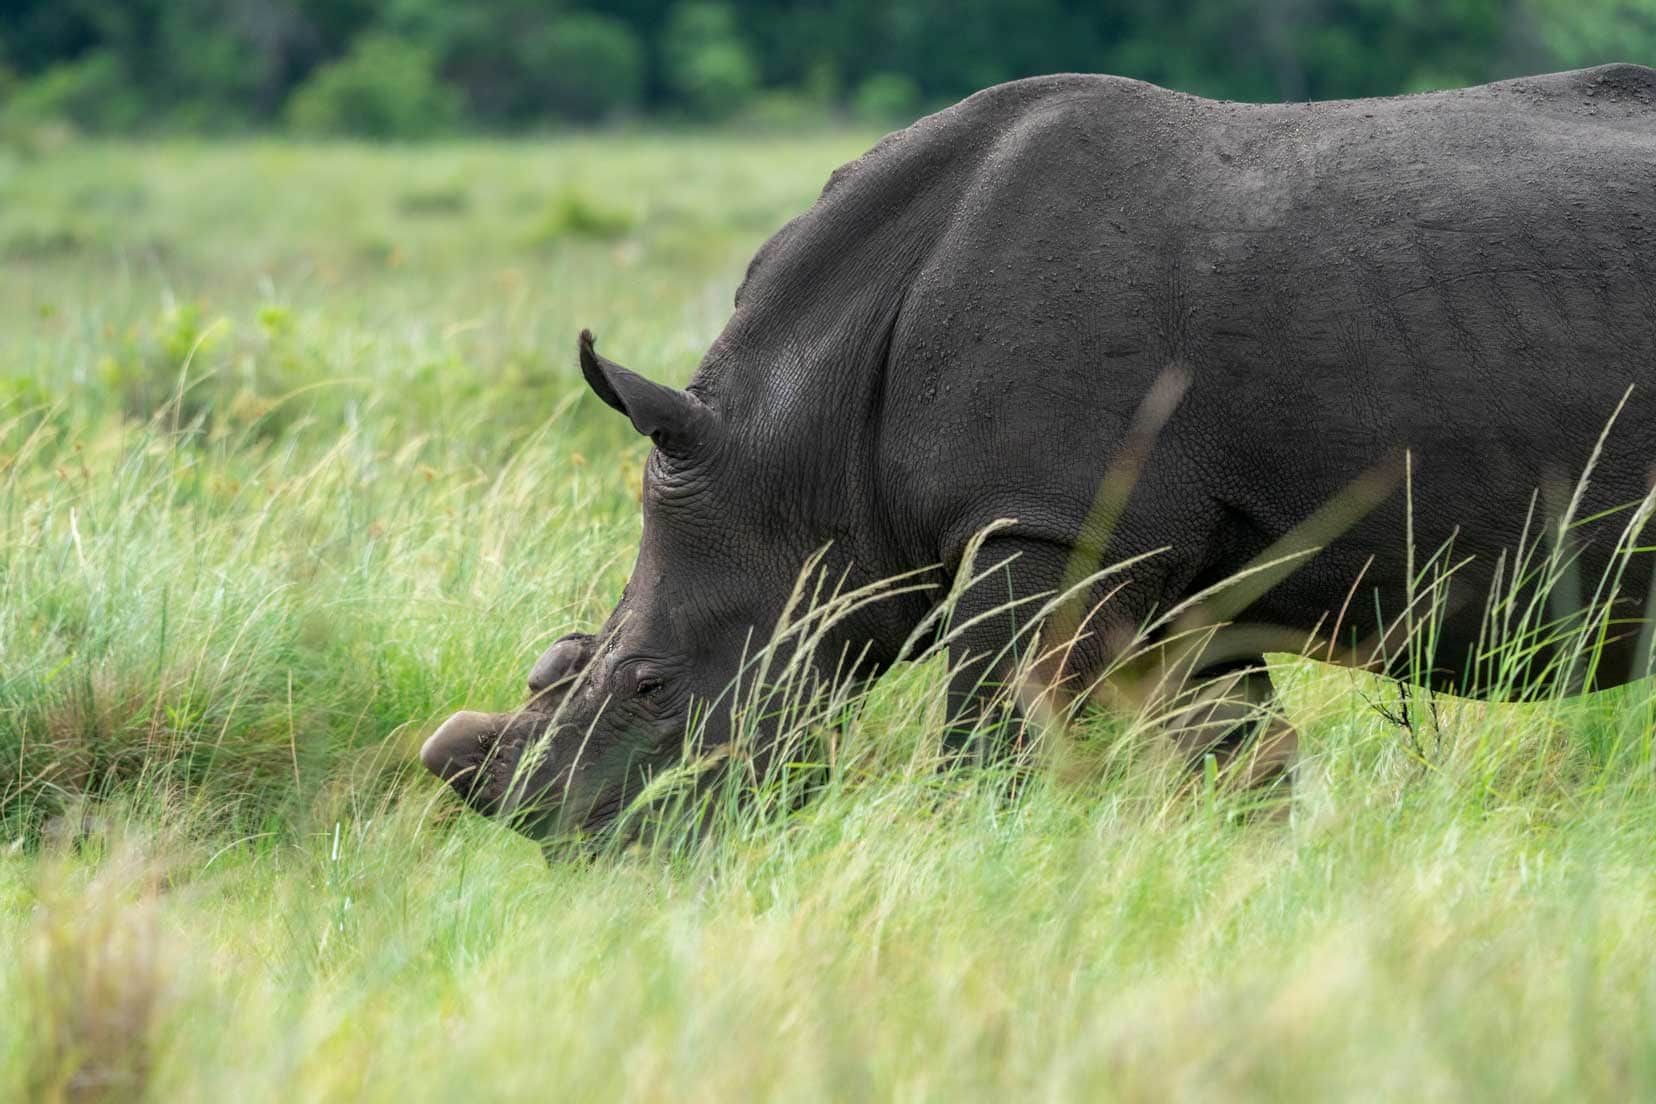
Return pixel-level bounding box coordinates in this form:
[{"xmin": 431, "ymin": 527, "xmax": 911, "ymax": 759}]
[
  {"xmin": 420, "ymin": 708, "xmax": 557, "ymax": 821},
  {"xmin": 421, "ymin": 689, "xmax": 638, "ymax": 840}
]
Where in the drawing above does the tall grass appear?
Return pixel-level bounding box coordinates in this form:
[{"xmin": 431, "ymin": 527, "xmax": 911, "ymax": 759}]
[{"xmin": 5, "ymin": 137, "xmax": 1656, "ymax": 1099}]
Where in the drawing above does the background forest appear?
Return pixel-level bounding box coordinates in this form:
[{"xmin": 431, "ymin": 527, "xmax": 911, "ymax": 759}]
[{"xmin": 2, "ymin": 0, "xmax": 1655, "ymax": 138}]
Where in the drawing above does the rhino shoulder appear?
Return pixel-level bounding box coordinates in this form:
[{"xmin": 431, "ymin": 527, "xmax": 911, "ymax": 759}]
[
  {"xmin": 734, "ymin": 73, "xmax": 1163, "ymax": 310},
  {"xmin": 1470, "ymin": 63, "xmax": 1656, "ymax": 121}
]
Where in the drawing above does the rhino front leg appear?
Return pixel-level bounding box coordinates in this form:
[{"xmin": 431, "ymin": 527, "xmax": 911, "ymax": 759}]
[
  {"xmin": 940, "ymin": 537, "xmax": 1126, "ymax": 756},
  {"xmin": 1159, "ymin": 662, "xmax": 1299, "ymax": 791},
  {"xmin": 938, "ymin": 535, "xmax": 1298, "ymax": 791}
]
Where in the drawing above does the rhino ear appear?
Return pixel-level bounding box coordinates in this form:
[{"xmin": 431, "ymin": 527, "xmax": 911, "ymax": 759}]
[{"xmin": 579, "ymin": 330, "xmax": 713, "ymax": 455}]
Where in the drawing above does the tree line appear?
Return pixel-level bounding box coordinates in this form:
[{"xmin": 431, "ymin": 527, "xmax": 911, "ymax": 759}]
[{"xmin": 0, "ymin": 0, "xmax": 1652, "ymax": 138}]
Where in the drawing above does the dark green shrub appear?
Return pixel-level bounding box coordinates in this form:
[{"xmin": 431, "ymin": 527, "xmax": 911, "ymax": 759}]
[
  {"xmin": 661, "ymin": 2, "xmax": 760, "ymax": 120},
  {"xmin": 285, "ymin": 35, "xmax": 462, "ymax": 140},
  {"xmin": 532, "ymin": 190, "xmax": 636, "ymax": 244},
  {"xmin": 4, "ymin": 50, "xmax": 146, "ymax": 134},
  {"xmin": 852, "ymin": 73, "xmax": 922, "ymax": 125},
  {"xmin": 379, "ymin": 3, "xmax": 643, "ymax": 125},
  {"xmin": 1524, "ymin": 0, "xmax": 1656, "ymax": 71},
  {"xmin": 741, "ymin": 90, "xmax": 831, "ymax": 133},
  {"xmin": 521, "ymin": 14, "xmax": 645, "ymax": 123}
]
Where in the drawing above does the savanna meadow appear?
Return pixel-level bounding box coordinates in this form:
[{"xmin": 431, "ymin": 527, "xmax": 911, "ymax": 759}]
[
  {"xmin": 1, "ymin": 129, "xmax": 1654, "ymax": 1103},
  {"xmin": 12, "ymin": 3, "xmax": 1656, "ymax": 1091}
]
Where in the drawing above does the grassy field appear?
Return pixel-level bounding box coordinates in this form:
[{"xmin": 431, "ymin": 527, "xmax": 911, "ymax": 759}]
[{"xmin": 5, "ymin": 133, "xmax": 1656, "ymax": 1101}]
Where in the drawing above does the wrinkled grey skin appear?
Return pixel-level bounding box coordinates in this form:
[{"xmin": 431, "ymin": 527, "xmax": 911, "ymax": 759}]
[{"xmin": 425, "ymin": 65, "xmax": 1656, "ymax": 841}]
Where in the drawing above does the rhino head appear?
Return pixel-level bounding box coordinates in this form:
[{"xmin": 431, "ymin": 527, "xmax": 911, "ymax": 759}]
[{"xmin": 421, "ymin": 330, "xmax": 921, "ymax": 844}]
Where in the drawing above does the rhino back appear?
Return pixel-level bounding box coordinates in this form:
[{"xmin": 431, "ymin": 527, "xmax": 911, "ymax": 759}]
[
  {"xmin": 692, "ymin": 67, "xmax": 1656, "ymax": 676},
  {"xmin": 849, "ymin": 67, "xmax": 1656, "ymax": 639}
]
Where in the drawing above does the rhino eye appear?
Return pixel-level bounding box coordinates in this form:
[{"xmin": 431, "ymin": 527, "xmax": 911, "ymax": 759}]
[{"xmin": 635, "ymin": 674, "xmax": 663, "ymax": 698}]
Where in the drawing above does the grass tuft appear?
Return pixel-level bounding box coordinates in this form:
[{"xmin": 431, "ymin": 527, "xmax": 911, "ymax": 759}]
[
  {"xmin": 23, "ymin": 845, "xmax": 171, "ymax": 1103},
  {"xmin": 531, "ymin": 188, "xmax": 637, "ymax": 243}
]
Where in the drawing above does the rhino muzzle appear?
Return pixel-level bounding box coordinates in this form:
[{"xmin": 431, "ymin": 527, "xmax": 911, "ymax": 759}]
[
  {"xmin": 423, "ymin": 630, "xmax": 601, "ymax": 822},
  {"xmin": 421, "ymin": 710, "xmax": 518, "ymax": 818},
  {"xmin": 423, "ymin": 706, "xmax": 576, "ymax": 821},
  {"xmin": 421, "ymin": 709, "xmax": 498, "ymax": 782}
]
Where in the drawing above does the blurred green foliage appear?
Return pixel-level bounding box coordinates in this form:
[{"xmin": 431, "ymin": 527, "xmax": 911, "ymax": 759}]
[
  {"xmin": 0, "ymin": 0, "xmax": 1653, "ymax": 137},
  {"xmin": 286, "ymin": 34, "xmax": 462, "ymax": 138},
  {"xmin": 662, "ymin": 2, "xmax": 763, "ymax": 119}
]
